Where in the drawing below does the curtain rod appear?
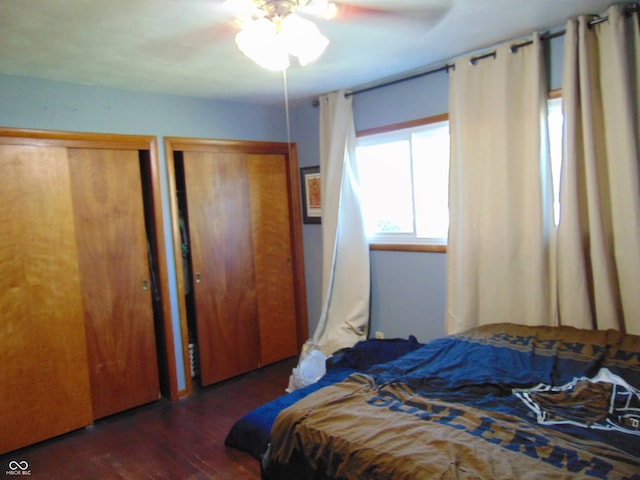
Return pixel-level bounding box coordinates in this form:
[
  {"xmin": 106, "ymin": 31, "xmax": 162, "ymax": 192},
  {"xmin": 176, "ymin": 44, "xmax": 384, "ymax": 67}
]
[
  {"xmin": 311, "ymin": 3, "xmax": 638, "ymax": 107},
  {"xmin": 311, "ymin": 64, "xmax": 451, "ymax": 106},
  {"xmin": 342, "ymin": 24, "xmax": 562, "ymax": 97}
]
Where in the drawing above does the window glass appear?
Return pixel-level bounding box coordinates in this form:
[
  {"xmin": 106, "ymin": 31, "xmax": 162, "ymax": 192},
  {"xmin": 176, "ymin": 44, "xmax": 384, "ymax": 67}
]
[
  {"xmin": 412, "ymin": 124, "xmax": 450, "ymax": 239},
  {"xmin": 357, "ymin": 140, "xmax": 414, "ymax": 234},
  {"xmin": 356, "ymin": 119, "xmax": 450, "ymax": 245},
  {"xmin": 547, "ymin": 97, "xmax": 563, "ymax": 225}
]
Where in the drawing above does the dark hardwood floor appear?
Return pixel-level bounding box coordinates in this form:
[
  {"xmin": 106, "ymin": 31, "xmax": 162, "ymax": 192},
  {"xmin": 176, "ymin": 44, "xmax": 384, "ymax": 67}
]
[{"xmin": 1, "ymin": 357, "xmax": 298, "ymax": 479}]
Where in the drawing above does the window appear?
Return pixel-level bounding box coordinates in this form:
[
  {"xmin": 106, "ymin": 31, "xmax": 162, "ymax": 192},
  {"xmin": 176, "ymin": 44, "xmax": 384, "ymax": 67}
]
[
  {"xmin": 355, "ymin": 117, "xmax": 450, "ymax": 247},
  {"xmin": 355, "ymin": 99, "xmax": 562, "ymax": 250}
]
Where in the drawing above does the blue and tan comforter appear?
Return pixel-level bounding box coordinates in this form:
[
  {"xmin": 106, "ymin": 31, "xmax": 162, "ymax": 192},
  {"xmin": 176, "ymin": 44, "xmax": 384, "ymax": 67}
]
[{"xmin": 262, "ymin": 324, "xmax": 640, "ymax": 479}]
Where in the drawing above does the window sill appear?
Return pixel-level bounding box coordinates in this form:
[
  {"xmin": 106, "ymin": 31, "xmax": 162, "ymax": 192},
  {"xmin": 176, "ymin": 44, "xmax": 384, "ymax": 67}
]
[{"xmin": 369, "ymin": 243, "xmax": 447, "ymax": 253}]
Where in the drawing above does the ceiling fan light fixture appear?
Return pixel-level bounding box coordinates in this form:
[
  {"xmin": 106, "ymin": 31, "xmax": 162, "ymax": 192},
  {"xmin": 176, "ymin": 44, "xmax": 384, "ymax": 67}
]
[
  {"xmin": 235, "ymin": 17, "xmax": 290, "ymax": 71},
  {"xmin": 279, "ymin": 14, "xmax": 329, "ymax": 66},
  {"xmin": 300, "ymin": 0, "xmax": 338, "ymax": 20},
  {"xmin": 234, "ymin": 2, "xmax": 330, "ymax": 71}
]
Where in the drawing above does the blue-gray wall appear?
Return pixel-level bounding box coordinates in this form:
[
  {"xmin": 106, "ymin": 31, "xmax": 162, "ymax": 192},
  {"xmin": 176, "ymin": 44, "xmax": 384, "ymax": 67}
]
[
  {"xmin": 355, "ymin": 69, "xmax": 450, "ymax": 342},
  {"xmin": 288, "ymin": 99, "xmax": 324, "ymax": 337}
]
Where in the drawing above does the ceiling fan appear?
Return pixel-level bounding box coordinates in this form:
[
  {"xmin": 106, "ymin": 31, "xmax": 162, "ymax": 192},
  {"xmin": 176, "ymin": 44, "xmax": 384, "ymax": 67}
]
[
  {"xmin": 226, "ymin": 0, "xmax": 336, "ymax": 70},
  {"xmin": 222, "ymin": 0, "xmax": 447, "ymax": 23},
  {"xmin": 155, "ymin": 0, "xmax": 450, "ymax": 72},
  {"xmin": 227, "ymin": 0, "xmax": 339, "ymax": 21},
  {"xmin": 221, "ymin": 0, "xmax": 448, "ymax": 70}
]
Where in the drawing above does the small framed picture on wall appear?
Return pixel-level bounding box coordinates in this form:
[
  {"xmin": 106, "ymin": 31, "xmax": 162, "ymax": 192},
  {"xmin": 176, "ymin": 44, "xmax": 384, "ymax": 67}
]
[{"xmin": 300, "ymin": 166, "xmax": 321, "ymax": 224}]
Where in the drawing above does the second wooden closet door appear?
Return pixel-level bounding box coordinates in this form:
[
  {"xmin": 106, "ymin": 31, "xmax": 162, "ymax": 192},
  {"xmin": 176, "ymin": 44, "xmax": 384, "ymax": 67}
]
[
  {"xmin": 183, "ymin": 150, "xmax": 299, "ymax": 386},
  {"xmin": 68, "ymin": 148, "xmax": 160, "ymax": 419},
  {"xmin": 247, "ymin": 153, "xmax": 298, "ymax": 365},
  {"xmin": 183, "ymin": 151, "xmax": 261, "ymax": 385}
]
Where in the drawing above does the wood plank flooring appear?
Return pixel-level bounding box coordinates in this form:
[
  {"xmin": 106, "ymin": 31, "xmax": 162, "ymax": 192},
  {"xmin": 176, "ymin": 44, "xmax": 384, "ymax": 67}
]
[{"xmin": 0, "ymin": 357, "xmax": 298, "ymax": 479}]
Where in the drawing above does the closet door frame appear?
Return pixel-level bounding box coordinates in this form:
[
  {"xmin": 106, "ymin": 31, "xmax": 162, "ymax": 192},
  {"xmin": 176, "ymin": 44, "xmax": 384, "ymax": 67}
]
[
  {"xmin": 165, "ymin": 137, "xmax": 309, "ymax": 397},
  {"xmin": 0, "ymin": 127, "xmax": 183, "ymax": 401}
]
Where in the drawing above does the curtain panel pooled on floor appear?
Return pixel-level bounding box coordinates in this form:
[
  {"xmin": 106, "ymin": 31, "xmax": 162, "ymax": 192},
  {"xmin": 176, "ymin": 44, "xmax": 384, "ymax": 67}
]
[
  {"xmin": 287, "ymin": 91, "xmax": 370, "ymax": 391},
  {"xmin": 312, "ymin": 90, "xmax": 370, "ymax": 354}
]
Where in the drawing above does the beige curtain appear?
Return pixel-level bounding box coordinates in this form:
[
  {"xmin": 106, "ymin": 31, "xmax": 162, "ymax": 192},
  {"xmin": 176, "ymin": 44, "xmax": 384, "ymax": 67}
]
[
  {"xmin": 557, "ymin": 5, "xmax": 640, "ymax": 334},
  {"xmin": 313, "ymin": 90, "xmax": 370, "ymax": 354},
  {"xmin": 447, "ymin": 34, "xmax": 555, "ymax": 334},
  {"xmin": 287, "ymin": 91, "xmax": 370, "ymax": 391}
]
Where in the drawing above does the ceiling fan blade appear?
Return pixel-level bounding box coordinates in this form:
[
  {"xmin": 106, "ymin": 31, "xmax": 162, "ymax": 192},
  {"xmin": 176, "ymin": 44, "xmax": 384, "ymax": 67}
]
[
  {"xmin": 142, "ymin": 19, "xmax": 237, "ymax": 63},
  {"xmin": 330, "ymin": 0, "xmax": 452, "ymax": 25},
  {"xmin": 141, "ymin": 0, "xmax": 246, "ymax": 62}
]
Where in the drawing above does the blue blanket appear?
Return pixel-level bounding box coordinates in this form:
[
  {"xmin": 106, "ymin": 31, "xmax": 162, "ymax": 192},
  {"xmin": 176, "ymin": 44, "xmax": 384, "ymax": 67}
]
[{"xmin": 224, "ymin": 336, "xmax": 422, "ymax": 458}]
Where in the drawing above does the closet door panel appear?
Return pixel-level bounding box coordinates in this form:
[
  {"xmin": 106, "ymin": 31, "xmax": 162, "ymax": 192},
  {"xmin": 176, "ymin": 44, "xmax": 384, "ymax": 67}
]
[
  {"xmin": 0, "ymin": 145, "xmax": 93, "ymax": 454},
  {"xmin": 183, "ymin": 151, "xmax": 261, "ymax": 386},
  {"xmin": 247, "ymin": 154, "xmax": 298, "ymax": 365},
  {"xmin": 68, "ymin": 148, "xmax": 159, "ymax": 419}
]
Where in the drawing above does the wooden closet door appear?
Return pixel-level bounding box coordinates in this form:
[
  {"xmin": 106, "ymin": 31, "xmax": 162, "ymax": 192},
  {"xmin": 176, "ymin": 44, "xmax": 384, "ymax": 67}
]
[
  {"xmin": 68, "ymin": 148, "xmax": 160, "ymax": 419},
  {"xmin": 247, "ymin": 154, "xmax": 299, "ymax": 365},
  {"xmin": 0, "ymin": 145, "xmax": 93, "ymax": 454},
  {"xmin": 183, "ymin": 151, "xmax": 261, "ymax": 386}
]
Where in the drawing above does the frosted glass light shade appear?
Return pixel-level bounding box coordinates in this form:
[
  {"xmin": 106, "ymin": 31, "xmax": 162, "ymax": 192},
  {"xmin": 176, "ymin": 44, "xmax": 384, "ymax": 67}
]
[
  {"xmin": 235, "ymin": 14, "xmax": 329, "ymax": 71},
  {"xmin": 280, "ymin": 14, "xmax": 329, "ymax": 66},
  {"xmin": 301, "ymin": 0, "xmax": 338, "ymax": 19},
  {"xmin": 235, "ymin": 18, "xmax": 290, "ymax": 71}
]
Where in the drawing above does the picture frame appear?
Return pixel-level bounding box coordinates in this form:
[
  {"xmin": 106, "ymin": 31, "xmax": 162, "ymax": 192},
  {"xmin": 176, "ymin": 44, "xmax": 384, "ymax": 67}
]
[{"xmin": 300, "ymin": 166, "xmax": 321, "ymax": 224}]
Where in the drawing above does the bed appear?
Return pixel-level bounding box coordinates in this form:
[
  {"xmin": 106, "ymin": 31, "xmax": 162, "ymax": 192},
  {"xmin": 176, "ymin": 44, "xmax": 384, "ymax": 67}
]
[{"xmin": 255, "ymin": 324, "xmax": 640, "ymax": 479}]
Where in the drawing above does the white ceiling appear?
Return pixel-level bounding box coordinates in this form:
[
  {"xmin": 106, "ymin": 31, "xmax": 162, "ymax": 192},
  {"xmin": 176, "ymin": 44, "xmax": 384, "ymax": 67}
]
[{"xmin": 0, "ymin": 0, "xmax": 619, "ymax": 105}]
